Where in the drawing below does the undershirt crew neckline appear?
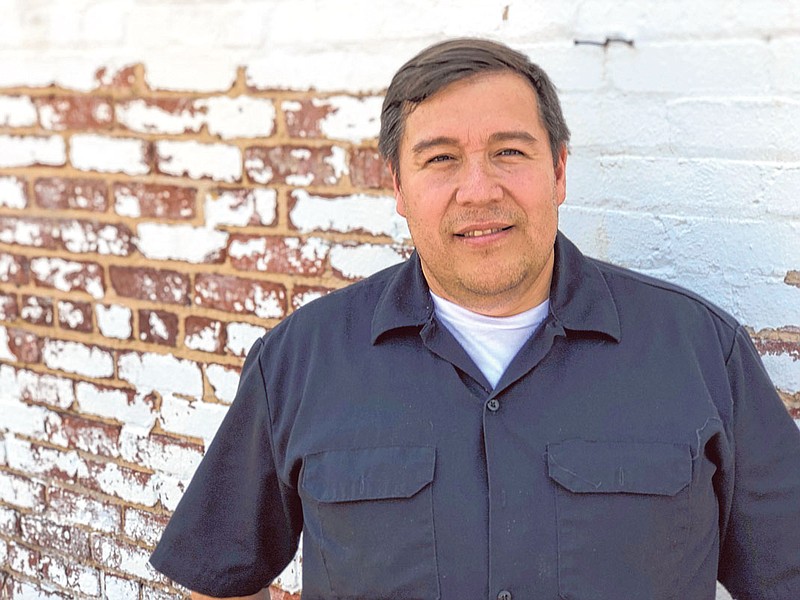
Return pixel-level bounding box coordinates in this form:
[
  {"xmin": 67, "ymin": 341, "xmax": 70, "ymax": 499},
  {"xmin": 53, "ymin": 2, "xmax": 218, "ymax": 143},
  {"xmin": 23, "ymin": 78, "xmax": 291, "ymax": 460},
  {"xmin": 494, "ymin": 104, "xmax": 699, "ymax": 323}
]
[{"xmin": 429, "ymin": 291, "xmax": 550, "ymax": 388}]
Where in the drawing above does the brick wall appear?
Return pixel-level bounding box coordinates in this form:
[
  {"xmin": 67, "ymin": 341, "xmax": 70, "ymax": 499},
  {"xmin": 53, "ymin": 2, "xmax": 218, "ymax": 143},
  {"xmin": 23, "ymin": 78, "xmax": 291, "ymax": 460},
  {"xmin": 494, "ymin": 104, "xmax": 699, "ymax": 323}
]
[{"xmin": 0, "ymin": 1, "xmax": 798, "ymax": 598}]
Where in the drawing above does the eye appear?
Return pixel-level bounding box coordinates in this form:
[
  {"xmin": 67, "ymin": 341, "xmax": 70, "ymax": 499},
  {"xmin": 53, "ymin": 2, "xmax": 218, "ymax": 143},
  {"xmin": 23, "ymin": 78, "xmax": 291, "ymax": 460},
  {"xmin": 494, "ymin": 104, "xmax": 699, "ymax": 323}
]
[
  {"xmin": 426, "ymin": 154, "xmax": 454, "ymax": 164},
  {"xmin": 498, "ymin": 148, "xmax": 524, "ymax": 157}
]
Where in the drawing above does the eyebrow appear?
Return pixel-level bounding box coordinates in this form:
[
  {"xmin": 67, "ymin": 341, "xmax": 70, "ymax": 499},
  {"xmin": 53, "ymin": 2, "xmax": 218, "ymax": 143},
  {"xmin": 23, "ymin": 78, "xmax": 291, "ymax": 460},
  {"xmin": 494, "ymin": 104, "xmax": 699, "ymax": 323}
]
[{"xmin": 410, "ymin": 130, "xmax": 539, "ymax": 155}]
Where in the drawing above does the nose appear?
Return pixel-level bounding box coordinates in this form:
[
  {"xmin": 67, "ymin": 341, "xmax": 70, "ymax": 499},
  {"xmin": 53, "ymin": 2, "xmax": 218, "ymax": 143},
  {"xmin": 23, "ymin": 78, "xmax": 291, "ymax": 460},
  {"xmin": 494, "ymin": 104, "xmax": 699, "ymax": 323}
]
[{"xmin": 454, "ymin": 156, "xmax": 503, "ymax": 205}]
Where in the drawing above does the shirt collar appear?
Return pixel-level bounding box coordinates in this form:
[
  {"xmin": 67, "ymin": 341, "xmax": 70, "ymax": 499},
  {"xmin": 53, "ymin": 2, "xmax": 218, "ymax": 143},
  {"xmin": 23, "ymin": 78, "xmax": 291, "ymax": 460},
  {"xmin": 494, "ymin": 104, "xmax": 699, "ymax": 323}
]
[{"xmin": 371, "ymin": 231, "xmax": 621, "ymax": 344}]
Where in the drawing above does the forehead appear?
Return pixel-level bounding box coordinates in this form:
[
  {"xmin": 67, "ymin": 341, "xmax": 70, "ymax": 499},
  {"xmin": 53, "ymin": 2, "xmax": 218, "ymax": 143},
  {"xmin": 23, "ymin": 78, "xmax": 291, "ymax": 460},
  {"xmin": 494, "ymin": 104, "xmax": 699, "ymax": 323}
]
[{"xmin": 401, "ymin": 71, "xmax": 544, "ymax": 144}]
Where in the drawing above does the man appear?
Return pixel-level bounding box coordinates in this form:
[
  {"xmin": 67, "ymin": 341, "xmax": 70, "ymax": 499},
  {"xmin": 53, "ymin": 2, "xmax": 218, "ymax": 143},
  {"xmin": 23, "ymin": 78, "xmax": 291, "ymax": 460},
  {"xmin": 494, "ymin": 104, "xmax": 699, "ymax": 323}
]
[{"xmin": 150, "ymin": 39, "xmax": 800, "ymax": 599}]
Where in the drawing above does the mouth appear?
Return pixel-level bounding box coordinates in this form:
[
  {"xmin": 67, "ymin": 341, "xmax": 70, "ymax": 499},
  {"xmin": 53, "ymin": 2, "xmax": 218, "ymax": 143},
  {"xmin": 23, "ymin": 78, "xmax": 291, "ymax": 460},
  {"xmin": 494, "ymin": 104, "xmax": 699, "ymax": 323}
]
[{"xmin": 455, "ymin": 225, "xmax": 513, "ymax": 238}]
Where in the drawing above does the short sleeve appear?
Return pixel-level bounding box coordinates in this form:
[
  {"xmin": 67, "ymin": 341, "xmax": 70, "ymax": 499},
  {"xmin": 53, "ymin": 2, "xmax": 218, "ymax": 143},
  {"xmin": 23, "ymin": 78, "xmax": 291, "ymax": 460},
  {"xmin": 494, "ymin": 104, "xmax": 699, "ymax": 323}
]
[
  {"xmin": 149, "ymin": 337, "xmax": 302, "ymax": 596},
  {"xmin": 717, "ymin": 326, "xmax": 800, "ymax": 599}
]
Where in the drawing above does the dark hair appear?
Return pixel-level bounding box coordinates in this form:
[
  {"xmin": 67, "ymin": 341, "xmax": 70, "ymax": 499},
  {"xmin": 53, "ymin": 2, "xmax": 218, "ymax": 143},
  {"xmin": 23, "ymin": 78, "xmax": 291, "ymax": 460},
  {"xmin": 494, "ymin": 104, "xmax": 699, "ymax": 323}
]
[{"xmin": 379, "ymin": 38, "xmax": 570, "ymax": 175}]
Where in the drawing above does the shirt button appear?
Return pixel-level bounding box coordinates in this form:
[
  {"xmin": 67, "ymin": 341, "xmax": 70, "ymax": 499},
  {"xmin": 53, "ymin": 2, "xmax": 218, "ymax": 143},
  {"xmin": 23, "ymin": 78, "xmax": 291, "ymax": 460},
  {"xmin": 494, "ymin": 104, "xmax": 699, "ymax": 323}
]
[
  {"xmin": 487, "ymin": 398, "xmax": 500, "ymax": 412},
  {"xmin": 497, "ymin": 590, "xmax": 512, "ymax": 600}
]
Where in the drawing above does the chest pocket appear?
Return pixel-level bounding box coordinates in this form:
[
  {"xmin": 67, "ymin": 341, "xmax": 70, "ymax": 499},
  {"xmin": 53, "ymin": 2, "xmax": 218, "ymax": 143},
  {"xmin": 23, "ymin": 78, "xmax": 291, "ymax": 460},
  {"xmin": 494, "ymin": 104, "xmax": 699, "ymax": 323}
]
[
  {"xmin": 547, "ymin": 440, "xmax": 692, "ymax": 600},
  {"xmin": 301, "ymin": 446, "xmax": 439, "ymax": 600}
]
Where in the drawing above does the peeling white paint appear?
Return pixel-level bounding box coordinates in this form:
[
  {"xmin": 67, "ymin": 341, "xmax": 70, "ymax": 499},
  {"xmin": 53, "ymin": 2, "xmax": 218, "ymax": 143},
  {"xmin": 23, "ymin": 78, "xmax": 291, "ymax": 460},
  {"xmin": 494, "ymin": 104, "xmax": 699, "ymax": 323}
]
[
  {"xmin": 0, "ymin": 135, "xmax": 66, "ymax": 168},
  {"xmin": 0, "ymin": 95, "xmax": 38, "ymax": 127},
  {"xmin": 206, "ymin": 364, "xmax": 240, "ymax": 404},
  {"xmin": 148, "ymin": 311, "xmax": 169, "ymax": 340},
  {"xmin": 0, "ymin": 365, "xmax": 74, "ymax": 410},
  {"xmin": 114, "ymin": 191, "xmax": 141, "ymax": 218},
  {"xmin": 43, "ymin": 340, "xmax": 114, "ymax": 378},
  {"xmin": 205, "ymin": 188, "xmax": 277, "ymax": 228},
  {"xmin": 20, "ymin": 297, "xmax": 47, "ymax": 323},
  {"xmin": 200, "ymin": 96, "xmax": 276, "ymax": 139},
  {"xmin": 0, "ymin": 176, "xmax": 27, "ymax": 208},
  {"xmin": 286, "ymin": 172, "xmax": 315, "ymax": 186},
  {"xmin": 59, "ymin": 221, "xmax": 131, "ymax": 256},
  {"xmin": 137, "ymin": 222, "xmax": 229, "ymax": 263},
  {"xmin": 117, "ymin": 351, "xmax": 203, "ymax": 398},
  {"xmin": 324, "ymin": 145, "xmax": 349, "ymax": 184},
  {"xmin": 225, "ymin": 322, "xmax": 266, "ymax": 357},
  {"xmin": 96, "ymin": 304, "xmax": 132, "ymax": 340},
  {"xmin": 291, "ymin": 190, "xmax": 409, "ymax": 242},
  {"xmin": 250, "ymin": 285, "xmax": 284, "ymax": 319},
  {"xmin": 159, "ymin": 393, "xmax": 230, "ymax": 449},
  {"xmin": 293, "ymin": 288, "xmax": 326, "ymax": 309},
  {"xmin": 316, "ymin": 95, "xmax": 382, "ymax": 143},
  {"xmin": 244, "ymin": 156, "xmax": 273, "ymax": 184},
  {"xmin": 156, "ymin": 140, "xmax": 242, "ymax": 182},
  {"xmin": 329, "ymin": 243, "xmax": 405, "ymax": 280},
  {"xmin": 29, "ymin": 257, "xmax": 104, "ymax": 299},
  {"xmin": 58, "ymin": 301, "xmax": 85, "ymax": 329},
  {"xmin": 70, "ymin": 134, "xmax": 149, "ymax": 175},
  {"xmin": 761, "ymin": 352, "xmax": 800, "ymax": 394},
  {"xmin": 184, "ymin": 321, "xmax": 221, "ymax": 353},
  {"xmin": 75, "ymin": 382, "xmax": 157, "ymax": 431},
  {"xmin": 228, "ymin": 236, "xmax": 267, "ymax": 260}
]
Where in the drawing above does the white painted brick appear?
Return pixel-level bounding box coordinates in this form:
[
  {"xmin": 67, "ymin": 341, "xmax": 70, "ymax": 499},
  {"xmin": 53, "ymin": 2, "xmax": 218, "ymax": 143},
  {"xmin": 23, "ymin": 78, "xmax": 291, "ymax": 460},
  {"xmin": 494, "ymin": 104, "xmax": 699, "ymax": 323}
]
[
  {"xmin": 0, "ymin": 135, "xmax": 66, "ymax": 168},
  {"xmin": 225, "ymin": 322, "xmax": 266, "ymax": 357},
  {"xmin": 761, "ymin": 352, "xmax": 800, "ymax": 395},
  {"xmin": 144, "ymin": 56, "xmax": 238, "ymax": 92},
  {"xmin": 75, "ymin": 382, "xmax": 157, "ymax": 432},
  {"xmin": 123, "ymin": 509, "xmax": 165, "ymax": 547},
  {"xmin": 96, "ymin": 304, "xmax": 133, "ymax": 340},
  {"xmin": 567, "ymin": 155, "xmax": 800, "ymax": 220},
  {"xmin": 39, "ymin": 554, "xmax": 101, "ymax": 597},
  {"xmin": 771, "ymin": 38, "xmax": 800, "ymax": 93},
  {"xmin": 314, "ymin": 96, "xmax": 382, "ymax": 143},
  {"xmin": 57, "ymin": 301, "xmax": 86, "ymax": 330},
  {"xmin": 0, "ymin": 471, "xmax": 43, "ymax": 509},
  {"xmin": 185, "ymin": 321, "xmax": 221, "ymax": 353},
  {"xmin": 104, "ymin": 574, "xmax": 141, "ymax": 599},
  {"xmin": 156, "ymin": 140, "xmax": 241, "ymax": 182},
  {"xmin": 93, "ymin": 535, "xmax": 163, "ymax": 581},
  {"xmin": 117, "ymin": 351, "xmax": 203, "ymax": 398},
  {"xmin": 0, "ymin": 365, "xmax": 75, "ymax": 410},
  {"xmin": 0, "ymin": 218, "xmax": 50, "ymax": 248},
  {"xmin": 82, "ymin": 1, "xmax": 127, "ymax": 45},
  {"xmin": 91, "ymin": 461, "xmax": 158, "ymax": 507},
  {"xmin": 0, "ymin": 95, "xmax": 37, "ymax": 127},
  {"xmin": 274, "ymin": 543, "xmax": 303, "ymax": 594},
  {"xmin": 561, "ymin": 95, "xmax": 670, "ymax": 150},
  {"xmin": 70, "ymin": 134, "xmax": 149, "ymax": 175},
  {"xmin": 0, "ymin": 53, "xmax": 102, "ymax": 91},
  {"xmin": 59, "ymin": 220, "xmax": 131, "ymax": 256},
  {"xmin": 47, "ymin": 490, "xmax": 120, "ymax": 533},
  {"xmin": 0, "ymin": 176, "xmax": 27, "ymax": 209},
  {"xmin": 43, "ymin": 340, "xmax": 114, "ymax": 379},
  {"xmin": 5, "ymin": 437, "xmax": 82, "ymax": 480},
  {"xmin": 159, "ymin": 394, "xmax": 230, "ymax": 448},
  {"xmin": 291, "ymin": 190, "xmax": 410, "ymax": 242},
  {"xmin": 329, "ymin": 243, "xmax": 406, "ymax": 280},
  {"xmin": 0, "ymin": 326, "xmax": 13, "ymax": 361},
  {"xmin": 667, "ymin": 97, "xmax": 800, "ymax": 160},
  {"xmin": 136, "ymin": 223, "xmax": 229, "ymax": 263},
  {"xmin": 498, "ymin": 1, "xmax": 580, "ymax": 39},
  {"xmin": 29, "ymin": 257, "xmax": 104, "ymax": 299},
  {"xmin": 608, "ymin": 41, "xmax": 771, "ymax": 94},
  {"xmin": 205, "ymin": 188, "xmax": 277, "ymax": 228},
  {"xmin": 515, "ymin": 41, "xmax": 606, "ymax": 93},
  {"xmin": 206, "ymin": 364, "xmax": 240, "ymax": 405},
  {"xmin": 118, "ymin": 429, "xmax": 202, "ymax": 480},
  {"xmin": 293, "ymin": 288, "xmax": 328, "ymax": 309}
]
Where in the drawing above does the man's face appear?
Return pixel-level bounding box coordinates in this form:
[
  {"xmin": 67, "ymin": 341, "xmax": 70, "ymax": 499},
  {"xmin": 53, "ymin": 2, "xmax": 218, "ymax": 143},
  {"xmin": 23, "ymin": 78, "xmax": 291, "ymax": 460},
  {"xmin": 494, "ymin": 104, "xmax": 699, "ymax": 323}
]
[{"xmin": 392, "ymin": 71, "xmax": 567, "ymax": 316}]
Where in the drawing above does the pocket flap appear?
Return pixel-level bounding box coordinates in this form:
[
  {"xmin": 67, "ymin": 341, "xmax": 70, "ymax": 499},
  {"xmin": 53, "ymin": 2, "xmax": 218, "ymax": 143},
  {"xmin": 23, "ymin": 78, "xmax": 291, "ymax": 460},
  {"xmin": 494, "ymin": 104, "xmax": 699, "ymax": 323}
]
[
  {"xmin": 303, "ymin": 446, "xmax": 435, "ymax": 503},
  {"xmin": 547, "ymin": 440, "xmax": 691, "ymax": 496}
]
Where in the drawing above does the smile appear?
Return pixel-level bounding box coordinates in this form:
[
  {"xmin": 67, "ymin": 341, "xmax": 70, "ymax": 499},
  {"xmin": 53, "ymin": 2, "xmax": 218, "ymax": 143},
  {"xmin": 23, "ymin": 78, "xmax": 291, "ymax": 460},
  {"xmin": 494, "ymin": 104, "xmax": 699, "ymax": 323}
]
[{"xmin": 456, "ymin": 226, "xmax": 513, "ymax": 238}]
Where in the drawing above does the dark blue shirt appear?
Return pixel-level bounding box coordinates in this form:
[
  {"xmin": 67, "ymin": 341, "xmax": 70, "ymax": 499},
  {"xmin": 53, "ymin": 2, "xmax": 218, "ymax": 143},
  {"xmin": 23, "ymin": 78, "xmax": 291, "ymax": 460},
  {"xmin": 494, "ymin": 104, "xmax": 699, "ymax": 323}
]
[{"xmin": 150, "ymin": 232, "xmax": 800, "ymax": 599}]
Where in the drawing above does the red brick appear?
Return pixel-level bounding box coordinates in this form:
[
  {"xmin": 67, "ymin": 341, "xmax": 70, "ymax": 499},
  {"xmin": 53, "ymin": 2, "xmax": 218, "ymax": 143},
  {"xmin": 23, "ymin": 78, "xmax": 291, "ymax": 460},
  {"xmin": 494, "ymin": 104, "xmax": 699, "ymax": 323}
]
[
  {"xmin": 56, "ymin": 299, "xmax": 93, "ymax": 333},
  {"xmin": 194, "ymin": 274, "xmax": 286, "ymax": 319},
  {"xmin": 0, "ymin": 292, "xmax": 18, "ymax": 321},
  {"xmin": 30, "ymin": 257, "xmax": 105, "ymax": 299},
  {"xmin": 0, "ymin": 217, "xmax": 59, "ymax": 250},
  {"xmin": 0, "ymin": 252, "xmax": 29, "ymax": 286},
  {"xmin": 96, "ymin": 64, "xmax": 137, "ymax": 91},
  {"xmin": 283, "ymin": 98, "xmax": 335, "ymax": 139},
  {"xmin": 48, "ymin": 413, "xmax": 120, "ymax": 458},
  {"xmin": 291, "ymin": 284, "xmax": 336, "ymax": 311},
  {"xmin": 350, "ymin": 147, "xmax": 394, "ymax": 189},
  {"xmin": 20, "ymin": 295, "xmax": 53, "ymax": 326},
  {"xmin": 46, "ymin": 486, "xmax": 122, "ymax": 532},
  {"xmin": 35, "ymin": 95, "xmax": 113, "ymax": 131},
  {"xmin": 786, "ymin": 271, "xmax": 800, "ymax": 288},
  {"xmin": 5, "ymin": 542, "xmax": 41, "ymax": 581},
  {"xmin": 138, "ymin": 309, "xmax": 178, "ymax": 346},
  {"xmin": 110, "ymin": 266, "xmax": 190, "ymax": 305},
  {"xmin": 229, "ymin": 234, "xmax": 329, "ymax": 276},
  {"xmin": 113, "ymin": 181, "xmax": 197, "ymax": 219},
  {"xmin": 244, "ymin": 145, "xmax": 344, "ymax": 186},
  {"xmin": 34, "ymin": 177, "xmax": 109, "ymax": 212},
  {"xmin": 20, "ymin": 514, "xmax": 92, "ymax": 561},
  {"xmin": 184, "ymin": 316, "xmax": 225, "ymax": 354},
  {"xmin": 6, "ymin": 327, "xmax": 42, "ymax": 363},
  {"xmin": 270, "ymin": 588, "xmax": 301, "ymax": 600}
]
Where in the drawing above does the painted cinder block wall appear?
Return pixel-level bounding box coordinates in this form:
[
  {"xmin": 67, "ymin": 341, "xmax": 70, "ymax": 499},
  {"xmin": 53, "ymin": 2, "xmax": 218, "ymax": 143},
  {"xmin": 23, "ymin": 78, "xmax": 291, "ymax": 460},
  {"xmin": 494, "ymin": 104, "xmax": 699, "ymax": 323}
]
[{"xmin": 0, "ymin": 1, "xmax": 798, "ymax": 598}]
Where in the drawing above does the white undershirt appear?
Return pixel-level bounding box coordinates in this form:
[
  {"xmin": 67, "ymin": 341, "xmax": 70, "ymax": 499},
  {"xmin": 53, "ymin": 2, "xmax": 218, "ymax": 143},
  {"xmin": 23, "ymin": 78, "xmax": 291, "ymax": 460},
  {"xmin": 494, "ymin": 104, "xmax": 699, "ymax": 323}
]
[{"xmin": 430, "ymin": 292, "xmax": 550, "ymax": 388}]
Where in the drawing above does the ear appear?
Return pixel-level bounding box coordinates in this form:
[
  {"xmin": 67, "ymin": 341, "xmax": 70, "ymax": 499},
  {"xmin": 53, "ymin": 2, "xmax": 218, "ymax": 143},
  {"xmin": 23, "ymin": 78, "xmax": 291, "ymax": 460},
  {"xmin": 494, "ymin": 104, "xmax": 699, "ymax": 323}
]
[
  {"xmin": 554, "ymin": 144, "xmax": 568, "ymax": 207},
  {"xmin": 390, "ymin": 164, "xmax": 407, "ymax": 217}
]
